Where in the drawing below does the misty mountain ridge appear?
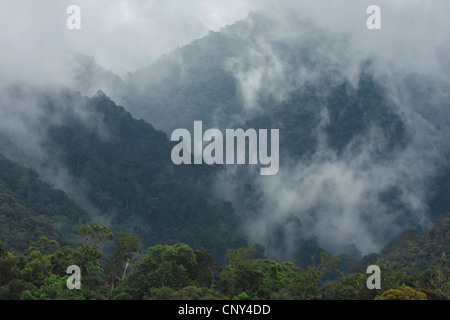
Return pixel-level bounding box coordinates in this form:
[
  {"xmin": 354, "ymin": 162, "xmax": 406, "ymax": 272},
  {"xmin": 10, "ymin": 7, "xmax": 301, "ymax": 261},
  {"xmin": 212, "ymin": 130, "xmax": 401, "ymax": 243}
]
[
  {"xmin": 69, "ymin": 53, "xmax": 126, "ymax": 100},
  {"xmin": 123, "ymin": 12, "xmax": 357, "ymax": 133},
  {"xmin": 0, "ymin": 85, "xmax": 246, "ymax": 261},
  {"xmin": 114, "ymin": 12, "xmax": 450, "ymax": 260},
  {"xmin": 1, "ymin": 11, "xmax": 450, "ymax": 267}
]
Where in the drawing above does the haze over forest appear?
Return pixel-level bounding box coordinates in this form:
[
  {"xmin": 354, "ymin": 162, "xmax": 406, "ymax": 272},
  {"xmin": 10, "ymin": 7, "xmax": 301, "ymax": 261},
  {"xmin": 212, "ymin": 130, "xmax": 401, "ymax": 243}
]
[{"xmin": 1, "ymin": 1, "xmax": 450, "ymax": 301}]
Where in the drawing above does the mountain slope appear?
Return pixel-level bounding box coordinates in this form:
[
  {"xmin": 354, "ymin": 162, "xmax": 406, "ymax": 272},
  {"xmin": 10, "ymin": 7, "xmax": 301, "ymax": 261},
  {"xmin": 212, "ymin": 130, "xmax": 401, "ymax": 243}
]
[
  {"xmin": 0, "ymin": 154, "xmax": 89, "ymax": 252},
  {"xmin": 2, "ymin": 11, "xmax": 449, "ymax": 267},
  {"xmin": 124, "ymin": 12, "xmax": 352, "ymax": 133},
  {"xmin": 379, "ymin": 213, "xmax": 450, "ymax": 275},
  {"xmin": 0, "ymin": 86, "xmax": 246, "ymax": 260},
  {"xmin": 119, "ymin": 12, "xmax": 450, "ymax": 262}
]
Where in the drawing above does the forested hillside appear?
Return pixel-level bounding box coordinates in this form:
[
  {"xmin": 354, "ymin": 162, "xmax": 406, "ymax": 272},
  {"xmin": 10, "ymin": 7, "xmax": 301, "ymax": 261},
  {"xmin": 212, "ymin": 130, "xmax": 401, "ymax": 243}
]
[
  {"xmin": 118, "ymin": 11, "xmax": 450, "ymax": 264},
  {"xmin": 0, "ymin": 87, "xmax": 246, "ymax": 262},
  {"xmin": 380, "ymin": 213, "xmax": 450, "ymax": 275},
  {"xmin": 1, "ymin": 214, "xmax": 448, "ymax": 300},
  {"xmin": 1, "ymin": 4, "xmax": 450, "ymax": 301},
  {"xmin": 0, "ymin": 154, "xmax": 89, "ymax": 252}
]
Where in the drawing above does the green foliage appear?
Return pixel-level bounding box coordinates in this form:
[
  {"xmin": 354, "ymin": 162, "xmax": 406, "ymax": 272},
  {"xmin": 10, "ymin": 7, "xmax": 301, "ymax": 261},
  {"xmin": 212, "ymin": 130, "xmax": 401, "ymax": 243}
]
[
  {"xmin": 111, "ymin": 243, "xmax": 218, "ymax": 300},
  {"xmin": 172, "ymin": 286, "xmax": 218, "ymax": 300},
  {"xmin": 105, "ymin": 233, "xmax": 141, "ymax": 289},
  {"xmin": 79, "ymin": 225, "xmax": 114, "ymax": 249},
  {"xmin": 413, "ymin": 252, "xmax": 450, "ymax": 300},
  {"xmin": 219, "ymin": 247, "xmax": 341, "ymax": 300},
  {"xmin": 380, "ymin": 213, "xmax": 450, "ymax": 275},
  {"xmin": 33, "ymin": 274, "xmax": 86, "ymax": 300},
  {"xmin": 1, "ymin": 229, "xmax": 450, "ymax": 300},
  {"xmin": 0, "ymin": 226, "xmax": 114, "ymax": 300},
  {"xmin": 321, "ymin": 213, "xmax": 450, "ymax": 300},
  {"xmin": 375, "ymin": 286, "xmax": 427, "ymax": 300},
  {"xmin": 0, "ymin": 278, "xmax": 36, "ymax": 300},
  {"xmin": 21, "ymin": 246, "xmax": 53, "ymax": 287},
  {"xmin": 321, "ymin": 273, "xmax": 376, "ymax": 300},
  {"xmin": 0, "ymin": 155, "xmax": 89, "ymax": 253},
  {"xmin": 233, "ymin": 292, "xmax": 251, "ymax": 300},
  {"xmin": 287, "ymin": 251, "xmax": 342, "ymax": 300},
  {"xmin": 0, "ymin": 242, "xmax": 21, "ymax": 287}
]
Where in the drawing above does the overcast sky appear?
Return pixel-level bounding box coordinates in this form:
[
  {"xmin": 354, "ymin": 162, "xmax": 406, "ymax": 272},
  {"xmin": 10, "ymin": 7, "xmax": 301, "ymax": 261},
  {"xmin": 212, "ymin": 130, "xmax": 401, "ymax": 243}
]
[{"xmin": 0, "ymin": 0, "xmax": 449, "ymax": 80}]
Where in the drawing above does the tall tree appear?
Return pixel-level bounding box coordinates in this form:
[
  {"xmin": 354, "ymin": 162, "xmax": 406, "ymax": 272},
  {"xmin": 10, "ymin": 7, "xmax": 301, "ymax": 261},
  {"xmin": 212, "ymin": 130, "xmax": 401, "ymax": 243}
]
[{"xmin": 106, "ymin": 233, "xmax": 140, "ymax": 289}]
